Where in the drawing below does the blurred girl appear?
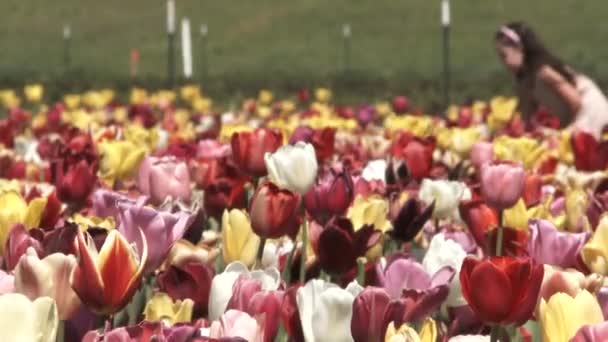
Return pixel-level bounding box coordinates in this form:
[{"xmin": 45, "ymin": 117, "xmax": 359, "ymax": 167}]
[{"xmin": 495, "ymin": 22, "xmax": 608, "ymax": 138}]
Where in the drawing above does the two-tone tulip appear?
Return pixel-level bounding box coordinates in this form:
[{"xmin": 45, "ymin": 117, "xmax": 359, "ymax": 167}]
[{"xmin": 70, "ymin": 229, "xmax": 148, "ymax": 314}]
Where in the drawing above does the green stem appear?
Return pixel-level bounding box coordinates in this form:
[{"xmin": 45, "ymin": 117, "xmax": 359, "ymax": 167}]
[
  {"xmin": 299, "ymin": 204, "xmax": 308, "ymax": 283},
  {"xmin": 256, "ymin": 237, "xmax": 267, "ymax": 269},
  {"xmin": 490, "ymin": 325, "xmax": 500, "ymax": 342},
  {"xmin": 282, "ymin": 246, "xmax": 295, "ymax": 284},
  {"xmin": 495, "ymin": 210, "xmax": 504, "ymax": 257},
  {"xmin": 356, "ymin": 258, "xmax": 366, "ymax": 285},
  {"xmin": 56, "ymin": 320, "xmax": 65, "ymax": 342}
]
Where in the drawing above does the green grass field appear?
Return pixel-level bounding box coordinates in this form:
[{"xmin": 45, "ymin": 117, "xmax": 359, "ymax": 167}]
[{"xmin": 1, "ymin": 0, "xmax": 607, "ymax": 107}]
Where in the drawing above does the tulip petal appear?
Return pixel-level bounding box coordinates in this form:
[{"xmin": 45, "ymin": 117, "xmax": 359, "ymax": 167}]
[
  {"xmin": 71, "ymin": 231, "xmax": 106, "ymax": 312},
  {"xmin": 468, "ymin": 261, "xmax": 513, "ymax": 323}
]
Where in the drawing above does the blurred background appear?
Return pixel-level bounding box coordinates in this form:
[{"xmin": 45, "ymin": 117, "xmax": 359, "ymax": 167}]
[{"xmin": 1, "ymin": 0, "xmax": 605, "ymax": 107}]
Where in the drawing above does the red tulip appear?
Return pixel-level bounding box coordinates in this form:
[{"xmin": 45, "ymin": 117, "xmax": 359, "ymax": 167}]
[
  {"xmin": 571, "ymin": 130, "xmax": 608, "ymax": 171},
  {"xmin": 249, "ymin": 181, "xmax": 300, "ymax": 239},
  {"xmin": 157, "ymin": 261, "xmax": 215, "ymax": 316},
  {"xmin": 310, "ymin": 217, "xmax": 381, "ymax": 275},
  {"xmin": 459, "ymin": 200, "xmax": 499, "ymax": 248},
  {"xmin": 204, "ymin": 178, "xmax": 247, "ymax": 220},
  {"xmin": 481, "ymin": 162, "xmax": 525, "ymax": 210},
  {"xmin": 231, "ymin": 128, "xmax": 282, "ymax": 177},
  {"xmin": 304, "ymin": 169, "xmax": 354, "ymax": 223},
  {"xmin": 390, "ymin": 132, "xmax": 435, "ymax": 181},
  {"xmin": 309, "ymin": 128, "xmax": 337, "ymax": 164},
  {"xmin": 459, "ymin": 256, "xmax": 544, "ymax": 325},
  {"xmin": 52, "ymin": 159, "xmax": 97, "ymax": 207},
  {"xmin": 522, "ymin": 173, "xmax": 542, "ymax": 207},
  {"xmin": 392, "ymin": 96, "xmax": 410, "ymax": 114},
  {"xmin": 281, "ymin": 284, "xmax": 305, "ymax": 342},
  {"xmin": 71, "ymin": 229, "xmax": 147, "ymax": 314},
  {"xmin": 39, "ymin": 190, "xmax": 62, "ymax": 230}
]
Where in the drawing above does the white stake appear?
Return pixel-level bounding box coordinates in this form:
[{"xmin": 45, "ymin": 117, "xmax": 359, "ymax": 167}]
[
  {"xmin": 441, "ymin": 0, "xmax": 451, "ymax": 27},
  {"xmin": 167, "ymin": 0, "xmax": 176, "ymax": 34},
  {"xmin": 181, "ymin": 18, "xmax": 193, "ymax": 78}
]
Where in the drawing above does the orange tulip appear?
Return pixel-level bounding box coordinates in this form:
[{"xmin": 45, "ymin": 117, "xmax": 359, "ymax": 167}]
[{"xmin": 70, "ymin": 229, "xmax": 148, "ymax": 314}]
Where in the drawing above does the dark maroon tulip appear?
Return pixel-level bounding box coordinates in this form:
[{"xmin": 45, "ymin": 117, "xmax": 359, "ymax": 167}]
[
  {"xmin": 392, "ymin": 96, "xmax": 410, "ymax": 114},
  {"xmin": 52, "ymin": 159, "xmax": 98, "ymax": 207},
  {"xmin": 388, "ymin": 198, "xmax": 434, "ymax": 242},
  {"xmin": 311, "ymin": 217, "xmax": 381, "ymax": 275},
  {"xmin": 157, "ymin": 261, "xmax": 215, "ymax": 316},
  {"xmin": 42, "ymin": 223, "xmax": 79, "ymax": 256},
  {"xmin": 304, "ymin": 169, "xmax": 354, "ymax": 223},
  {"xmin": 4, "ymin": 224, "xmax": 43, "ymax": 271},
  {"xmin": 82, "ymin": 320, "xmax": 203, "ymax": 342}
]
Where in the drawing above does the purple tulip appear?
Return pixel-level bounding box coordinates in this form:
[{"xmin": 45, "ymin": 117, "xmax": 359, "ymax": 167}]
[
  {"xmin": 571, "ymin": 322, "xmax": 608, "ymax": 342},
  {"xmin": 117, "ymin": 204, "xmax": 194, "ymax": 275},
  {"xmin": 82, "ymin": 321, "xmax": 201, "ymax": 342},
  {"xmin": 527, "ymin": 219, "xmax": 590, "ymax": 269},
  {"xmin": 356, "ymin": 105, "xmax": 376, "ymax": 127},
  {"xmin": 91, "ymin": 188, "xmax": 147, "ymax": 221}
]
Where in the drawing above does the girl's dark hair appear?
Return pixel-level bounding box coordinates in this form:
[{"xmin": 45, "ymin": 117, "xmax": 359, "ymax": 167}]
[{"xmin": 495, "ymin": 22, "xmax": 575, "ymax": 84}]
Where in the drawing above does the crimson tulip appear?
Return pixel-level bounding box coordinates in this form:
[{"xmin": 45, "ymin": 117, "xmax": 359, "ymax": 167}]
[
  {"xmin": 204, "ymin": 178, "xmax": 247, "ymax": 220},
  {"xmin": 304, "ymin": 169, "xmax": 353, "ymax": 223},
  {"xmin": 231, "ymin": 128, "xmax": 282, "ymax": 177},
  {"xmin": 459, "ymin": 200, "xmax": 499, "ymax": 248},
  {"xmin": 392, "ymin": 95, "xmax": 410, "ymax": 114},
  {"xmin": 71, "ymin": 229, "xmax": 148, "ymax": 314},
  {"xmin": 157, "ymin": 261, "xmax": 215, "ymax": 316},
  {"xmin": 310, "ymin": 217, "xmax": 381, "ymax": 275},
  {"xmin": 522, "ymin": 172, "xmax": 542, "ymax": 207},
  {"xmin": 571, "ymin": 130, "xmax": 608, "ymax": 171},
  {"xmin": 481, "ymin": 162, "xmax": 525, "ymax": 210},
  {"xmin": 52, "ymin": 159, "xmax": 97, "ymax": 206},
  {"xmin": 249, "ymin": 181, "xmax": 300, "ymax": 239},
  {"xmin": 390, "ymin": 132, "xmax": 435, "ymax": 181},
  {"xmin": 460, "ymin": 256, "xmax": 544, "ymax": 325},
  {"xmin": 281, "ymin": 284, "xmax": 305, "ymax": 342}
]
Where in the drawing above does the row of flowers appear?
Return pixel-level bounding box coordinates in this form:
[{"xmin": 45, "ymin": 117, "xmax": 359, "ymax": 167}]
[{"xmin": 0, "ymin": 84, "xmax": 608, "ymax": 341}]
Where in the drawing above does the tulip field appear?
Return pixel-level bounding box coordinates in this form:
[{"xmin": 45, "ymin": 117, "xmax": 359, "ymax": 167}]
[{"xmin": 1, "ymin": 84, "xmax": 608, "ymax": 342}]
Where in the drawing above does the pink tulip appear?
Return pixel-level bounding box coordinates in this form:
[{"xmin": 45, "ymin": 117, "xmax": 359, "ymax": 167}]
[
  {"xmin": 470, "ymin": 141, "xmax": 494, "ymax": 169},
  {"xmin": 481, "ymin": 162, "xmax": 525, "ymax": 210},
  {"xmin": 197, "ymin": 139, "xmax": 232, "ymax": 160},
  {"xmin": 137, "ymin": 156, "xmax": 192, "ymax": 205},
  {"xmin": 209, "ymin": 310, "xmax": 264, "ymax": 342},
  {"xmin": 527, "ymin": 219, "xmax": 590, "ymax": 269},
  {"xmin": 4, "ymin": 223, "xmax": 43, "ymax": 271},
  {"xmin": 117, "ymin": 204, "xmax": 194, "ymax": 275},
  {"xmin": 571, "ymin": 322, "xmax": 608, "ymax": 342}
]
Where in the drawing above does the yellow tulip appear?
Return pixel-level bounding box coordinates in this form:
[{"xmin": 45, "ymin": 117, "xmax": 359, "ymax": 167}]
[
  {"xmin": 385, "ymin": 318, "xmax": 436, "ymax": 342},
  {"xmin": 98, "ymin": 140, "xmax": 146, "ymax": 187},
  {"xmin": 193, "ymin": 97, "xmax": 212, "ymax": 113},
  {"xmin": 219, "ymin": 124, "xmax": 253, "ymax": 142},
  {"xmin": 83, "ymin": 91, "xmax": 107, "ymax": 109},
  {"xmin": 348, "ymin": 195, "xmax": 392, "ymax": 233},
  {"xmin": 113, "ymin": 107, "xmax": 129, "ymax": 124},
  {"xmin": 315, "ymin": 88, "xmax": 332, "ymax": 103},
  {"xmin": 437, "ymin": 127, "xmax": 482, "ymax": 157},
  {"xmin": 487, "ymin": 96, "xmax": 517, "ymax": 131},
  {"xmin": 0, "ymin": 90, "xmax": 21, "ymax": 109},
  {"xmin": 565, "ymin": 188, "xmax": 589, "ymax": 232},
  {"xmin": 503, "ymin": 198, "xmax": 566, "ymax": 231},
  {"xmin": 281, "ymin": 100, "xmax": 296, "ymax": 114},
  {"xmin": 124, "ymin": 124, "xmax": 159, "ymax": 152},
  {"xmin": 383, "ymin": 115, "xmax": 434, "ymax": 136},
  {"xmin": 581, "ymin": 216, "xmax": 608, "ymax": 275},
  {"xmin": 539, "ymin": 291, "xmax": 603, "ymax": 342},
  {"xmin": 0, "ymin": 190, "xmax": 47, "ymax": 254},
  {"xmin": 63, "ymin": 94, "xmax": 81, "ymax": 110},
  {"xmin": 70, "ymin": 213, "xmax": 115, "ymax": 231},
  {"xmin": 558, "ymin": 131, "xmax": 574, "ymax": 165},
  {"xmin": 222, "ymin": 209, "xmax": 261, "ymax": 267},
  {"xmin": 446, "ymin": 105, "xmax": 459, "ymax": 122},
  {"xmin": 258, "ymin": 89, "xmax": 274, "ymax": 105},
  {"xmin": 130, "ymin": 88, "xmax": 148, "ymax": 105},
  {"xmin": 493, "ymin": 136, "xmax": 548, "ymax": 170},
  {"xmin": 100, "ymin": 89, "xmax": 115, "ymax": 105},
  {"xmin": 180, "ymin": 85, "xmax": 201, "ymax": 102},
  {"xmin": 144, "ymin": 292, "xmax": 193, "ymax": 326},
  {"xmin": 62, "ymin": 110, "xmax": 95, "ymax": 130},
  {"xmin": 24, "ymin": 84, "xmax": 44, "ymax": 103},
  {"xmin": 375, "ymin": 101, "xmax": 393, "ymax": 118}
]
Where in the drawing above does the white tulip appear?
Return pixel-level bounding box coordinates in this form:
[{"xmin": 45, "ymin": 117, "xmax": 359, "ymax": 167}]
[
  {"xmin": 264, "ymin": 142, "xmax": 318, "ymax": 194},
  {"xmin": 208, "ymin": 261, "xmax": 280, "ymax": 320},
  {"xmin": 297, "ymin": 279, "xmax": 362, "ymax": 342},
  {"xmin": 361, "ymin": 159, "xmax": 387, "ymax": 183},
  {"xmin": 14, "ymin": 136, "xmax": 43, "ymax": 165},
  {"xmin": 422, "ymin": 233, "xmax": 467, "ymax": 306},
  {"xmin": 0, "ymin": 293, "xmax": 58, "ymax": 342},
  {"xmin": 418, "ymin": 179, "xmax": 471, "ymax": 221}
]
